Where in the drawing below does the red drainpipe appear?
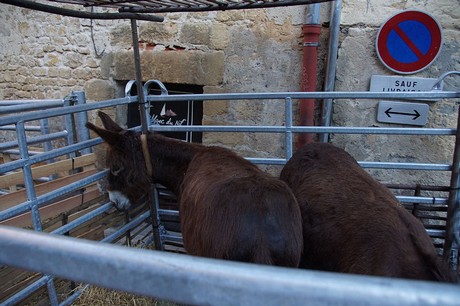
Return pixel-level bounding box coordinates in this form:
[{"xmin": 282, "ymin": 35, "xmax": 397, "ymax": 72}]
[{"xmin": 298, "ymin": 24, "xmax": 321, "ymax": 147}]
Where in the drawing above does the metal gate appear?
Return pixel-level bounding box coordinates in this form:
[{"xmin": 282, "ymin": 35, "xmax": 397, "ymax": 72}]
[{"xmin": 0, "ymin": 76, "xmax": 459, "ymax": 305}]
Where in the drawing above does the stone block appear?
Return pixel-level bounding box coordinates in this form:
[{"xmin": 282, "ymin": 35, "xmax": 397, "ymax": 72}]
[
  {"xmin": 179, "ymin": 23, "xmax": 211, "ymax": 45},
  {"xmin": 210, "ymin": 23, "xmax": 229, "ymax": 50},
  {"xmin": 84, "ymin": 79, "xmax": 114, "ymax": 101},
  {"xmin": 113, "ymin": 50, "xmax": 224, "ymax": 85},
  {"xmin": 110, "ymin": 24, "xmax": 132, "ymax": 47},
  {"xmin": 139, "ymin": 23, "xmax": 178, "ymax": 43}
]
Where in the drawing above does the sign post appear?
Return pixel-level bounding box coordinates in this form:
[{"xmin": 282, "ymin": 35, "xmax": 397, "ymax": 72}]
[{"xmin": 376, "ymin": 10, "xmax": 443, "ymax": 74}]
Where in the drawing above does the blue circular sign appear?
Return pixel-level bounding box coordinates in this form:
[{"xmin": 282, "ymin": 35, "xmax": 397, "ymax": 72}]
[{"xmin": 376, "ymin": 10, "xmax": 443, "ymax": 74}]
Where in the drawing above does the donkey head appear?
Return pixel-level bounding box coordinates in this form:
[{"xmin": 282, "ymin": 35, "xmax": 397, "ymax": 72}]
[{"xmin": 86, "ymin": 111, "xmax": 152, "ymax": 211}]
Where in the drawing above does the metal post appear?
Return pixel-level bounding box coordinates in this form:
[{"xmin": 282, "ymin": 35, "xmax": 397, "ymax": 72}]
[
  {"xmin": 130, "ymin": 19, "xmax": 164, "ymax": 250},
  {"xmin": 130, "ymin": 18, "xmax": 149, "ymax": 134},
  {"xmin": 63, "ymin": 94, "xmax": 77, "ymax": 159},
  {"xmin": 320, "ymin": 0, "xmax": 342, "ymax": 143},
  {"xmin": 149, "ymin": 185, "xmax": 165, "ymax": 251},
  {"xmin": 443, "ymin": 105, "xmax": 460, "ymax": 271},
  {"xmin": 74, "ymin": 91, "xmax": 91, "ymax": 155},
  {"xmin": 16, "ymin": 121, "xmax": 42, "ymax": 231},
  {"xmin": 285, "ymin": 97, "xmax": 293, "ymax": 160}
]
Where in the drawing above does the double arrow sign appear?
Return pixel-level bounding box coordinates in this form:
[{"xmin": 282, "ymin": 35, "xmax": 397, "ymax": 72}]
[
  {"xmin": 377, "ymin": 101, "xmax": 428, "ymax": 126},
  {"xmin": 385, "ymin": 108, "xmax": 421, "ymax": 120}
]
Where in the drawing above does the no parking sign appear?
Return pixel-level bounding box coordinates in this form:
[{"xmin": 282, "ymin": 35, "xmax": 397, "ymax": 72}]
[{"xmin": 376, "ymin": 10, "xmax": 443, "ymax": 74}]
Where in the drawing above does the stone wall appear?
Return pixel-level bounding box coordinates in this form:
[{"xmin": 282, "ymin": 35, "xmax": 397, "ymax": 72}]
[
  {"xmin": 0, "ymin": 1, "xmax": 459, "ymax": 185},
  {"xmin": 333, "ymin": 0, "xmax": 460, "ymax": 188}
]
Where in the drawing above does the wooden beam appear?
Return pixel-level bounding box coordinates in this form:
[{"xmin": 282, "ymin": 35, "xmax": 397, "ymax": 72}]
[
  {"xmin": 0, "ymin": 153, "xmax": 96, "ymax": 189},
  {"xmin": 0, "ymin": 188, "xmax": 101, "ymax": 228},
  {"xmin": 0, "ymin": 168, "xmax": 98, "ymax": 211}
]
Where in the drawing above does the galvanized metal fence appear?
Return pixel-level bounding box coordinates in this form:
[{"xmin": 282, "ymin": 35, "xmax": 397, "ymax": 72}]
[{"xmin": 0, "ymin": 78, "xmax": 459, "ymax": 305}]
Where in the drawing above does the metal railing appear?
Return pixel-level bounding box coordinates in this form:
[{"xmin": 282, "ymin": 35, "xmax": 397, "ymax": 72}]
[
  {"xmin": 1, "ymin": 225, "xmax": 459, "ymax": 306},
  {"xmin": 0, "ymin": 80, "xmax": 459, "ymax": 305}
]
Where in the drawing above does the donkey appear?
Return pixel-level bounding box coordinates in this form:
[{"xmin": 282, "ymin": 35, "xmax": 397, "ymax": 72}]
[
  {"xmin": 280, "ymin": 142, "xmax": 456, "ymax": 282},
  {"xmin": 86, "ymin": 111, "xmax": 303, "ymax": 267}
]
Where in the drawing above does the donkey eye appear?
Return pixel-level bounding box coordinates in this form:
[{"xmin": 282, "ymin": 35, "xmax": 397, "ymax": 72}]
[{"xmin": 111, "ymin": 166, "xmax": 124, "ymax": 176}]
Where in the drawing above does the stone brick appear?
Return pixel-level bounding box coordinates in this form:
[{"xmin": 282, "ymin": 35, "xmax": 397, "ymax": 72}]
[
  {"xmin": 65, "ymin": 53, "xmax": 84, "ymax": 69},
  {"xmin": 32, "ymin": 67, "xmax": 47, "ymax": 77},
  {"xmin": 48, "ymin": 67, "xmax": 59, "ymax": 78},
  {"xmin": 139, "ymin": 23, "xmax": 178, "ymax": 43},
  {"xmin": 113, "ymin": 50, "xmax": 224, "ymax": 85},
  {"xmin": 110, "ymin": 24, "xmax": 132, "ymax": 47},
  {"xmin": 209, "ymin": 23, "xmax": 229, "ymax": 50},
  {"xmin": 85, "ymin": 79, "xmax": 114, "ymax": 101},
  {"xmin": 72, "ymin": 68, "xmax": 92, "ymax": 81},
  {"xmin": 216, "ymin": 10, "xmax": 245, "ymax": 22},
  {"xmin": 58, "ymin": 67, "xmax": 72, "ymax": 79},
  {"xmin": 45, "ymin": 53, "xmax": 60, "ymax": 66},
  {"xmin": 179, "ymin": 23, "xmax": 212, "ymax": 45}
]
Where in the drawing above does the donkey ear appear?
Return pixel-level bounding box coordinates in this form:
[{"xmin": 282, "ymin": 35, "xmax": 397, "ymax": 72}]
[
  {"xmin": 97, "ymin": 111, "xmax": 124, "ymax": 133},
  {"xmin": 86, "ymin": 121, "xmax": 122, "ymax": 147}
]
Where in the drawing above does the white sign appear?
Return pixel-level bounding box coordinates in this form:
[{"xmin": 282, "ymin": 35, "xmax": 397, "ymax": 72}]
[
  {"xmin": 370, "ymin": 75, "xmax": 442, "ymax": 101},
  {"xmin": 377, "ymin": 101, "xmax": 429, "ymax": 126}
]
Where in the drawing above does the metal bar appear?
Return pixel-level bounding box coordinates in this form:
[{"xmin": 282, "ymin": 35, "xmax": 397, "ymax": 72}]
[
  {"xmin": 163, "ymin": 233, "xmax": 183, "ymax": 244},
  {"xmin": 158, "ymin": 208, "xmax": 179, "ymax": 217},
  {"xmin": 0, "ymin": 125, "xmax": 42, "ymax": 131},
  {"xmin": 432, "ymin": 71, "xmax": 460, "ymax": 90},
  {"xmin": 396, "ymin": 196, "xmax": 447, "ymax": 205},
  {"xmin": 2, "ymin": 91, "xmax": 460, "ymax": 127},
  {"xmin": 59, "ymin": 284, "xmax": 89, "ymax": 306},
  {"xmin": 246, "ymin": 157, "xmax": 451, "ymax": 170},
  {"xmin": 15, "ymin": 121, "xmax": 42, "ymax": 231},
  {"xmin": 0, "ymin": 96, "xmax": 135, "ymax": 126},
  {"xmin": 358, "ymin": 161, "xmax": 451, "ymax": 171},
  {"xmin": 63, "ymin": 94, "xmax": 77, "ymax": 160},
  {"xmin": 101, "ymin": 210, "xmax": 151, "ymax": 243},
  {"xmin": 0, "ymin": 100, "xmax": 64, "ymax": 114},
  {"xmin": 320, "ymin": 0, "xmax": 342, "ymax": 142},
  {"xmin": 73, "ymin": 91, "xmax": 91, "ymax": 155},
  {"xmin": 427, "ymin": 229, "xmax": 447, "ymax": 239},
  {"xmin": 0, "ymin": 225, "xmax": 459, "ymax": 306},
  {"xmin": 145, "ymin": 91, "xmax": 460, "ymax": 102},
  {"xmin": 285, "ymin": 97, "xmax": 293, "ymax": 159},
  {"xmin": 0, "ymin": 170, "xmax": 107, "ymax": 222},
  {"xmin": 46, "ymin": 277, "xmax": 59, "ymax": 306},
  {"xmin": 246, "ymin": 157, "xmax": 289, "ymax": 165},
  {"xmin": 0, "ymin": 274, "xmax": 51, "ymax": 306},
  {"xmin": 444, "ymin": 105, "xmax": 460, "ymax": 267},
  {"xmin": 149, "ymin": 124, "xmax": 456, "ymax": 136},
  {"xmin": 0, "ymin": 131, "xmax": 68, "ymax": 151},
  {"xmin": 0, "ymin": 0, "xmax": 165, "ymax": 21},
  {"xmin": 51, "ymin": 202, "xmax": 113, "ymax": 235},
  {"xmin": 39, "ymin": 118, "xmax": 53, "ymax": 155},
  {"xmin": 118, "ymin": 0, "xmax": 345, "ymax": 13},
  {"xmin": 0, "ymin": 138, "xmax": 101, "ymax": 175},
  {"xmin": 0, "ymin": 99, "xmax": 63, "ymax": 106},
  {"xmin": 149, "ymin": 185, "xmax": 165, "ymax": 251},
  {"xmin": 130, "ymin": 18, "xmax": 149, "ymax": 134}
]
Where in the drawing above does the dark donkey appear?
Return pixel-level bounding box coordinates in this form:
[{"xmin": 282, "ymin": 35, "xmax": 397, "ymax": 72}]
[
  {"xmin": 86, "ymin": 111, "xmax": 303, "ymax": 267},
  {"xmin": 280, "ymin": 142, "xmax": 456, "ymax": 282}
]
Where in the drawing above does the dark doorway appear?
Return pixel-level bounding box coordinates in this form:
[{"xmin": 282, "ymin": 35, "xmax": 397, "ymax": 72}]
[{"xmin": 127, "ymin": 83, "xmax": 203, "ymax": 143}]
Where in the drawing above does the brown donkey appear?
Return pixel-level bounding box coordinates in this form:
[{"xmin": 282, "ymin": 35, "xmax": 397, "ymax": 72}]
[
  {"xmin": 86, "ymin": 111, "xmax": 303, "ymax": 267},
  {"xmin": 280, "ymin": 142, "xmax": 456, "ymax": 282}
]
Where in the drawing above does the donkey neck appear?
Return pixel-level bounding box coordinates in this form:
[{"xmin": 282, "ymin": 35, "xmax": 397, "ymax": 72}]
[{"xmin": 150, "ymin": 134, "xmax": 203, "ymax": 194}]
